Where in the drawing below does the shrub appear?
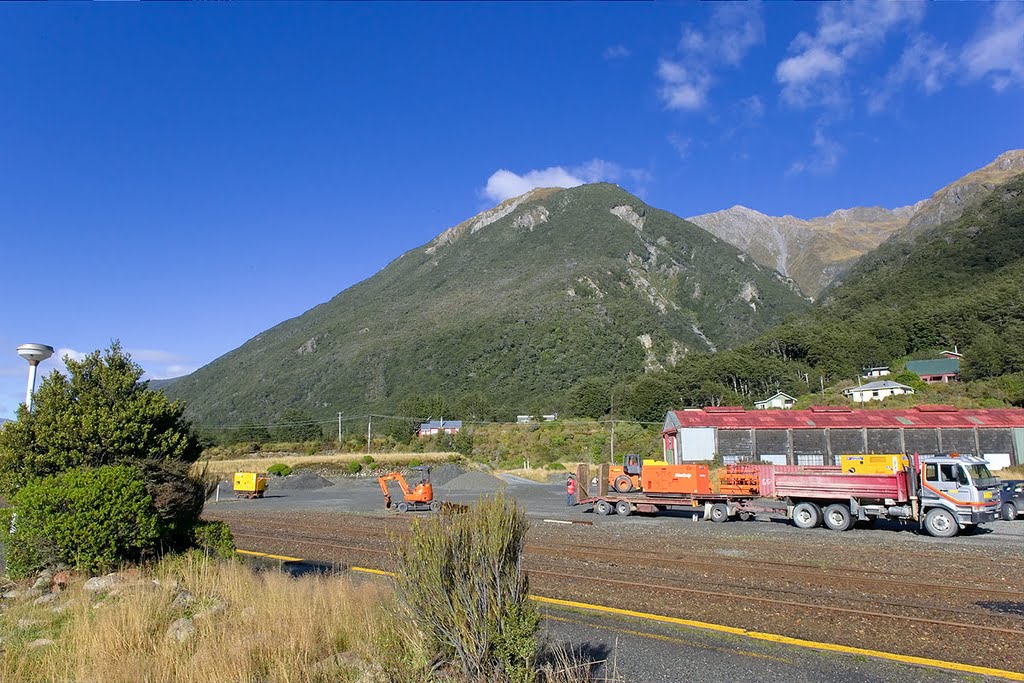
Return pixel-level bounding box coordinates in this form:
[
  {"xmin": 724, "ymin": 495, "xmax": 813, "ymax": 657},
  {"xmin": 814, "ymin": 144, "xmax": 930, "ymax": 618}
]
[
  {"xmin": 191, "ymin": 520, "xmax": 236, "ymax": 560},
  {"xmin": 394, "ymin": 494, "xmax": 539, "ymax": 683},
  {"xmin": 362, "ymin": 455, "xmax": 375, "ymax": 465},
  {"xmin": 345, "ymin": 461, "xmax": 363, "ymax": 475},
  {"xmin": 545, "ymin": 462, "xmax": 566, "ymax": 471},
  {"xmin": 4, "ymin": 465, "xmax": 160, "ymax": 577},
  {"xmin": 408, "ymin": 458, "xmax": 423, "ymax": 467},
  {"xmin": 267, "ymin": 463, "xmax": 293, "ymax": 477}
]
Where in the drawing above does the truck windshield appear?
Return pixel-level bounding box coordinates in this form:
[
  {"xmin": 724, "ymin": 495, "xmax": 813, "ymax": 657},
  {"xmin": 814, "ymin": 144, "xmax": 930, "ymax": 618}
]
[{"xmin": 966, "ymin": 464, "xmax": 994, "ymax": 483}]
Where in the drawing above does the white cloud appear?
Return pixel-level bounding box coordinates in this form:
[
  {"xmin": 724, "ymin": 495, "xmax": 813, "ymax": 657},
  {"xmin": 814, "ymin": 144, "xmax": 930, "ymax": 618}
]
[
  {"xmin": 603, "ymin": 44, "xmax": 631, "ymax": 60},
  {"xmin": 776, "ymin": 1, "xmax": 926, "ymax": 108},
  {"xmin": 961, "ymin": 3, "xmax": 1024, "ymax": 92},
  {"xmin": 482, "ymin": 159, "xmax": 648, "ymax": 202},
  {"xmin": 667, "ymin": 133, "xmax": 691, "ymax": 159},
  {"xmin": 127, "ymin": 348, "xmax": 186, "ymax": 364},
  {"xmin": 868, "ymin": 34, "xmax": 954, "ymax": 113},
  {"xmin": 786, "ymin": 125, "xmax": 844, "ymax": 176},
  {"xmin": 657, "ymin": 3, "xmax": 764, "ymax": 112}
]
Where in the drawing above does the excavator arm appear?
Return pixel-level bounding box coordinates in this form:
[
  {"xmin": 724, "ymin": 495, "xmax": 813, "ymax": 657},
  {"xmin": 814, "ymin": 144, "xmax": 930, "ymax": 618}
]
[{"xmin": 378, "ymin": 472, "xmax": 413, "ymax": 508}]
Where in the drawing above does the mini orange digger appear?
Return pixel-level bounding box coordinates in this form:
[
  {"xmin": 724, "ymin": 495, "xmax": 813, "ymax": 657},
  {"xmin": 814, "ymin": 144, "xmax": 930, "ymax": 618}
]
[{"xmin": 378, "ymin": 465, "xmax": 442, "ymax": 513}]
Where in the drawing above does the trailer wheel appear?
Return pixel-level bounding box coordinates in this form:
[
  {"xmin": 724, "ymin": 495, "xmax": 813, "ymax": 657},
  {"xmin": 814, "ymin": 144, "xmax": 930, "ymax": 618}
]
[
  {"xmin": 615, "ymin": 501, "xmax": 632, "ymax": 516},
  {"xmin": 613, "ymin": 475, "xmax": 634, "ymax": 493},
  {"xmin": 595, "ymin": 500, "xmax": 613, "ymax": 516},
  {"xmin": 924, "ymin": 508, "xmax": 958, "ymax": 538},
  {"xmin": 792, "ymin": 502, "xmax": 821, "ymax": 529},
  {"xmin": 823, "ymin": 504, "xmax": 852, "ymax": 531},
  {"xmin": 430, "ymin": 500, "xmax": 442, "ymax": 512},
  {"xmin": 710, "ymin": 503, "xmax": 729, "ymax": 523},
  {"xmin": 397, "ymin": 501, "xmax": 410, "ymax": 513}
]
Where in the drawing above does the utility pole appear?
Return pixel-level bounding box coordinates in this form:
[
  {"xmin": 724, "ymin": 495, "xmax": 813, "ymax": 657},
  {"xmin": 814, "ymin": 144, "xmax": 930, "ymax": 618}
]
[
  {"xmin": 337, "ymin": 412, "xmax": 343, "ymax": 446},
  {"xmin": 367, "ymin": 415, "xmax": 372, "ymax": 454}
]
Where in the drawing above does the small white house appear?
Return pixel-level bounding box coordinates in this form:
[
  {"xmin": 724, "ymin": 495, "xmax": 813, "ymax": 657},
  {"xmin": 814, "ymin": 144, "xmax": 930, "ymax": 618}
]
[
  {"xmin": 754, "ymin": 392, "xmax": 797, "ymax": 410},
  {"xmin": 843, "ymin": 381, "xmax": 914, "ymax": 403},
  {"xmin": 516, "ymin": 415, "xmax": 532, "ymax": 424},
  {"xmin": 862, "ymin": 366, "xmax": 891, "ymax": 378}
]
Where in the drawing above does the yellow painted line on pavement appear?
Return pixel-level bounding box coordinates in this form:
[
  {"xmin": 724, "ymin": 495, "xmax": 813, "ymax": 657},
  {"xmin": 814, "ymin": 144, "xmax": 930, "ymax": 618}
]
[
  {"xmin": 246, "ymin": 551, "xmax": 1024, "ymax": 681},
  {"xmin": 236, "ymin": 549, "xmax": 305, "ymax": 562},
  {"xmin": 543, "ymin": 613, "xmax": 793, "ymax": 664}
]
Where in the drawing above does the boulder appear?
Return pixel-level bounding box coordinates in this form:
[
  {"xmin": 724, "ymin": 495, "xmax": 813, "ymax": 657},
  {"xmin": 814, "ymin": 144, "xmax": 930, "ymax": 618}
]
[{"xmin": 166, "ymin": 617, "xmax": 195, "ymax": 642}]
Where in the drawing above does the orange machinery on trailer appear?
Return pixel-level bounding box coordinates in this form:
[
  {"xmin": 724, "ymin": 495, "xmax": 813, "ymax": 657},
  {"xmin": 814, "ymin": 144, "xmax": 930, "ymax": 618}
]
[{"xmin": 608, "ymin": 454, "xmax": 710, "ymax": 495}]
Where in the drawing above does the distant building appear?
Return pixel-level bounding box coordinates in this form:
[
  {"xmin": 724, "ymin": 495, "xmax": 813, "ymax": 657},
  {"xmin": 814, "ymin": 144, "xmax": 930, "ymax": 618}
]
[
  {"xmin": 661, "ymin": 405, "xmax": 1024, "ymax": 469},
  {"xmin": 516, "ymin": 415, "xmax": 532, "ymax": 424},
  {"xmin": 418, "ymin": 419, "xmax": 462, "ymax": 438},
  {"xmin": 941, "ymin": 347, "xmax": 964, "ymax": 360},
  {"xmin": 754, "ymin": 392, "xmax": 796, "ymax": 410},
  {"xmin": 863, "ymin": 366, "xmax": 891, "ymax": 378},
  {"xmin": 542, "ymin": 413, "xmax": 558, "ymax": 421},
  {"xmin": 843, "ymin": 381, "xmax": 914, "ymax": 403},
  {"xmin": 906, "ymin": 358, "xmax": 960, "ymax": 384}
]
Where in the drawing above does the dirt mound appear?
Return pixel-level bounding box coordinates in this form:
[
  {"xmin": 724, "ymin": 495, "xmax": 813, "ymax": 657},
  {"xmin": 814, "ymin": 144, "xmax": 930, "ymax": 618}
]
[
  {"xmin": 440, "ymin": 470, "xmax": 505, "ymax": 493},
  {"xmin": 272, "ymin": 470, "xmax": 333, "ymax": 490},
  {"xmin": 428, "ymin": 463, "xmax": 467, "ymax": 487}
]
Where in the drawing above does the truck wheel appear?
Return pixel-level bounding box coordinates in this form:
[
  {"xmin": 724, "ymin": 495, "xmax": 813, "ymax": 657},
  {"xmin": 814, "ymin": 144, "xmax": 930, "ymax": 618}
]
[
  {"xmin": 430, "ymin": 500, "xmax": 442, "ymax": 512},
  {"xmin": 397, "ymin": 501, "xmax": 409, "ymax": 513},
  {"xmin": 595, "ymin": 500, "xmax": 613, "ymax": 516},
  {"xmin": 1001, "ymin": 502, "xmax": 1017, "ymax": 520},
  {"xmin": 613, "ymin": 475, "xmax": 634, "ymax": 493},
  {"xmin": 923, "ymin": 508, "xmax": 958, "ymax": 538},
  {"xmin": 615, "ymin": 501, "xmax": 632, "ymax": 516},
  {"xmin": 823, "ymin": 504, "xmax": 852, "ymax": 531},
  {"xmin": 710, "ymin": 503, "xmax": 729, "ymax": 523},
  {"xmin": 792, "ymin": 502, "xmax": 821, "ymax": 529}
]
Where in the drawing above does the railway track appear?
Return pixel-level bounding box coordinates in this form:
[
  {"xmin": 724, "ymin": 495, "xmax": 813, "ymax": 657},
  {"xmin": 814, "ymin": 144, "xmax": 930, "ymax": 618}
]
[
  {"xmin": 210, "ymin": 512, "xmax": 1024, "ymax": 599},
  {"xmin": 224, "ymin": 522, "xmax": 1024, "ymax": 636}
]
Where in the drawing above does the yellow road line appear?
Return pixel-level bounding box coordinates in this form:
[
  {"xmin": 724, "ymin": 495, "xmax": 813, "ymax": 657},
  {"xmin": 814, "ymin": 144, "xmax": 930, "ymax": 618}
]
[
  {"xmin": 236, "ymin": 549, "xmax": 305, "ymax": 562},
  {"xmin": 245, "ymin": 550, "xmax": 1024, "ymax": 681},
  {"xmin": 543, "ymin": 613, "xmax": 793, "ymax": 664}
]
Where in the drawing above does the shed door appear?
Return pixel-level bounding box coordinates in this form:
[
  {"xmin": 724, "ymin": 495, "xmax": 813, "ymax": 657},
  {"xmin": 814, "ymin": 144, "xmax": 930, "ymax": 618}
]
[{"xmin": 678, "ymin": 428, "xmax": 715, "ymax": 462}]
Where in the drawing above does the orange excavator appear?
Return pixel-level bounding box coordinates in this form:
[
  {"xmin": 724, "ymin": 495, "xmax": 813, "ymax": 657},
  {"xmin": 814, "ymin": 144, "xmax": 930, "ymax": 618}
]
[{"xmin": 378, "ymin": 465, "xmax": 442, "ymax": 513}]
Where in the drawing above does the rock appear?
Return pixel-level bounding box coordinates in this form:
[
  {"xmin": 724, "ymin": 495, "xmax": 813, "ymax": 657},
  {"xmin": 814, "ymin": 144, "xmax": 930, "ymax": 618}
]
[
  {"xmin": 171, "ymin": 590, "xmax": 194, "ymax": 610},
  {"xmin": 33, "ymin": 593, "xmax": 59, "ymax": 606},
  {"xmin": 27, "ymin": 638, "xmax": 54, "ymax": 649},
  {"xmin": 25, "ymin": 588, "xmax": 43, "ymax": 598},
  {"xmin": 83, "ymin": 574, "xmax": 123, "ymax": 594},
  {"xmin": 193, "ymin": 602, "xmax": 226, "ymax": 621},
  {"xmin": 17, "ymin": 618, "xmax": 39, "ymax": 629},
  {"xmin": 2, "ymin": 590, "xmax": 19, "ymax": 600},
  {"xmin": 32, "ymin": 575, "xmax": 51, "ymax": 591},
  {"xmin": 166, "ymin": 617, "xmax": 195, "ymax": 642}
]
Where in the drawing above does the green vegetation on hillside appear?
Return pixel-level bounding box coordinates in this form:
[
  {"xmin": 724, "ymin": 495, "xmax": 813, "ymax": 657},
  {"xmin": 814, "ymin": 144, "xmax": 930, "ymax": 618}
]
[{"xmin": 166, "ymin": 183, "xmax": 809, "ymax": 426}]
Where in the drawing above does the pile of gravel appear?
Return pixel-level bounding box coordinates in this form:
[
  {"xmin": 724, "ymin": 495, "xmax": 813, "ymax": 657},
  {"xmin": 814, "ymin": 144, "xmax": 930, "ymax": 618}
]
[
  {"xmin": 440, "ymin": 470, "xmax": 505, "ymax": 493},
  {"xmin": 429, "ymin": 463, "xmax": 467, "ymax": 487},
  {"xmin": 271, "ymin": 470, "xmax": 333, "ymax": 490}
]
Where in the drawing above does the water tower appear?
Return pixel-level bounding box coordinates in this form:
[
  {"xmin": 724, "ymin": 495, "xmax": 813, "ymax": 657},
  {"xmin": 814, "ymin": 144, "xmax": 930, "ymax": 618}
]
[{"xmin": 17, "ymin": 343, "xmax": 54, "ymax": 411}]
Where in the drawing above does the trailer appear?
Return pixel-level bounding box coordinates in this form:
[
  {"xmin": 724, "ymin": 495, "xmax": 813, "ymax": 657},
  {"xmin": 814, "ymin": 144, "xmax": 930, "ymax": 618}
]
[{"xmin": 573, "ymin": 452, "xmax": 1001, "ymax": 537}]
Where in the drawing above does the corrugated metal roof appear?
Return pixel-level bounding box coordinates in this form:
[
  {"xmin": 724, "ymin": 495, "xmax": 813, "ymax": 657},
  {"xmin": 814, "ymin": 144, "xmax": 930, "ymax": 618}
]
[
  {"xmin": 906, "ymin": 359, "xmax": 960, "ymax": 376},
  {"xmin": 665, "ymin": 406, "xmax": 1024, "ymax": 431}
]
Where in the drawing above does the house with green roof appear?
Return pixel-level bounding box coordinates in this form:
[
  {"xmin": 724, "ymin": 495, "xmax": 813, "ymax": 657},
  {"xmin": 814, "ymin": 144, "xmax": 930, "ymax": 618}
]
[{"xmin": 906, "ymin": 358, "xmax": 961, "ymax": 383}]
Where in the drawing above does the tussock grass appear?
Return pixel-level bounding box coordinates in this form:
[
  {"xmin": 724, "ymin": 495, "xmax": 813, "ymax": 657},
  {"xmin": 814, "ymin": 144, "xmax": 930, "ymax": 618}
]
[
  {"xmin": 996, "ymin": 465, "xmax": 1024, "ymax": 479},
  {"xmin": 195, "ymin": 451, "xmax": 455, "ymax": 479},
  {"xmin": 1, "ymin": 555, "xmax": 424, "ymax": 683}
]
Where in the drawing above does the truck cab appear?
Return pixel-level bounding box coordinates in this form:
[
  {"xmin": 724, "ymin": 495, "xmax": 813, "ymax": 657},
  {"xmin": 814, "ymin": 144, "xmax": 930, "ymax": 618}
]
[{"xmin": 918, "ymin": 454, "xmax": 999, "ymax": 532}]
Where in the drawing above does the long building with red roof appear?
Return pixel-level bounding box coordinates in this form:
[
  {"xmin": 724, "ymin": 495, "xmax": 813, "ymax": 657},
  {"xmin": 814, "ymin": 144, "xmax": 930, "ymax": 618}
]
[{"xmin": 661, "ymin": 405, "xmax": 1024, "ymax": 470}]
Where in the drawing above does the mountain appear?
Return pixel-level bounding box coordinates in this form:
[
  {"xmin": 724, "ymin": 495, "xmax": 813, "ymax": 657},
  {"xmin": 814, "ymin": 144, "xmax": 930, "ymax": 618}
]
[
  {"xmin": 687, "ymin": 149, "xmax": 1024, "ymax": 299},
  {"xmin": 687, "ymin": 203, "xmax": 920, "ymax": 298},
  {"xmin": 753, "ymin": 171, "xmax": 1024, "ymax": 385},
  {"xmin": 164, "ymin": 183, "xmax": 809, "ymax": 425}
]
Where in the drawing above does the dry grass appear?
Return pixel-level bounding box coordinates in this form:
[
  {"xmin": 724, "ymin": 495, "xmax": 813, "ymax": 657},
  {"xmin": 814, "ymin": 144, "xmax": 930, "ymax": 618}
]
[
  {"xmin": 996, "ymin": 465, "xmax": 1024, "ymax": 479},
  {"xmin": 195, "ymin": 451, "xmax": 456, "ymax": 479},
  {"xmin": 0, "ymin": 555, "xmax": 424, "ymax": 683}
]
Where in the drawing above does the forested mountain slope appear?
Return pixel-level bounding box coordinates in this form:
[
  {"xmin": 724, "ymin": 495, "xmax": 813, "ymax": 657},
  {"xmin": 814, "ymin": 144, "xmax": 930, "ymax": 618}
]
[{"xmin": 166, "ymin": 183, "xmax": 808, "ymax": 425}]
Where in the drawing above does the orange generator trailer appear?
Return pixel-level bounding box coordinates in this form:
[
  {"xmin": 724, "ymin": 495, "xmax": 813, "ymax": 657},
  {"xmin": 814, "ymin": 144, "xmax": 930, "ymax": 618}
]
[{"xmin": 609, "ymin": 453, "xmax": 710, "ymax": 495}]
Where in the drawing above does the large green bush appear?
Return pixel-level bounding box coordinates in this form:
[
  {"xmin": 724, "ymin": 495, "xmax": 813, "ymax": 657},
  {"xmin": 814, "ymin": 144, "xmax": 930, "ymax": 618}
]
[
  {"xmin": 3, "ymin": 465, "xmax": 160, "ymax": 577},
  {"xmin": 394, "ymin": 494, "xmax": 539, "ymax": 683},
  {"xmin": 267, "ymin": 463, "xmax": 293, "ymax": 477}
]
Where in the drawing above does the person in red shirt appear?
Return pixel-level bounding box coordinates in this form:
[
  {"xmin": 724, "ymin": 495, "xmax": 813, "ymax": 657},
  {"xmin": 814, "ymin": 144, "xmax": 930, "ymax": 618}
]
[{"xmin": 566, "ymin": 475, "xmax": 576, "ymax": 506}]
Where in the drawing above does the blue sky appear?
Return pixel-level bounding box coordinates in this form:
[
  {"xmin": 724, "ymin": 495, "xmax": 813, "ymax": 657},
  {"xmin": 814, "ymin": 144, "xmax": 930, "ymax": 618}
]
[{"xmin": 2, "ymin": 2, "xmax": 1022, "ymax": 419}]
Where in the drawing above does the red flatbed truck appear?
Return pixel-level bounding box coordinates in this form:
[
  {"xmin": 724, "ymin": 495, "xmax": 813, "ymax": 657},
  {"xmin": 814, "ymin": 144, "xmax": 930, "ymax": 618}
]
[{"xmin": 572, "ymin": 452, "xmax": 1001, "ymax": 537}]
